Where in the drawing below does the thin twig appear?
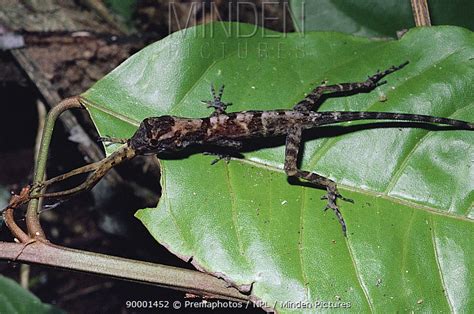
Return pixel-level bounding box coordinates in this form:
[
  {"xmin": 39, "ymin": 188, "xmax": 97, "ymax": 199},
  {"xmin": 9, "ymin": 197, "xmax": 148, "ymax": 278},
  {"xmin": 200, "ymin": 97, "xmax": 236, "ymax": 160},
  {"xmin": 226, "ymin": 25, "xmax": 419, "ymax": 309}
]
[
  {"xmin": 34, "ymin": 100, "xmax": 47, "ymax": 162},
  {"xmin": 410, "ymin": 0, "xmax": 432, "ymax": 26},
  {"xmin": 3, "ymin": 187, "xmax": 31, "ymax": 243}
]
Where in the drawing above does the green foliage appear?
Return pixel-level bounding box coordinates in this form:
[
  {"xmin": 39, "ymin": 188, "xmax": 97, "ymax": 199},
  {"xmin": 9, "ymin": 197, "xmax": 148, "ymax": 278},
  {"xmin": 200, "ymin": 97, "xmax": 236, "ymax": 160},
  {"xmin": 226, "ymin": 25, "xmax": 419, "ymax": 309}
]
[
  {"xmin": 0, "ymin": 275, "xmax": 64, "ymax": 314},
  {"xmin": 290, "ymin": 0, "xmax": 474, "ymax": 37},
  {"xmin": 82, "ymin": 23, "xmax": 473, "ymax": 312}
]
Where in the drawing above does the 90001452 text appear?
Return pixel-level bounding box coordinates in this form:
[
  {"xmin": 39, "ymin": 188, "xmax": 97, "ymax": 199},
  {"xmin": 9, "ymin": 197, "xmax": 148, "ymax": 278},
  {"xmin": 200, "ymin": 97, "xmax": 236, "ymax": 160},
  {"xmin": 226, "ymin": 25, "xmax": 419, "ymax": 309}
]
[{"xmin": 125, "ymin": 300, "xmax": 170, "ymax": 309}]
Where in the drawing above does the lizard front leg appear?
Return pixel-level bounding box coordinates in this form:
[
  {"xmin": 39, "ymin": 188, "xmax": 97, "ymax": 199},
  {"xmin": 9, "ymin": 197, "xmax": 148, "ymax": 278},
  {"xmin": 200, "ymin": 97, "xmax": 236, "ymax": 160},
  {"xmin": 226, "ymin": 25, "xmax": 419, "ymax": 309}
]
[
  {"xmin": 202, "ymin": 84, "xmax": 232, "ymax": 115},
  {"xmin": 204, "ymin": 139, "xmax": 243, "ymax": 165},
  {"xmin": 31, "ymin": 161, "xmax": 103, "ymax": 191},
  {"xmin": 284, "ymin": 126, "xmax": 351, "ymax": 236},
  {"xmin": 294, "ymin": 61, "xmax": 409, "ymax": 112},
  {"xmin": 30, "ymin": 159, "xmax": 116, "ymax": 199}
]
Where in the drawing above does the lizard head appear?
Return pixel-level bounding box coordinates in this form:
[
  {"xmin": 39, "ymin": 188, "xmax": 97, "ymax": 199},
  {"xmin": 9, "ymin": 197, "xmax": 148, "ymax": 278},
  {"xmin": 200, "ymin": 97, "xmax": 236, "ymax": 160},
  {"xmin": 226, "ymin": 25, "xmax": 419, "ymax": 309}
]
[{"xmin": 129, "ymin": 115, "xmax": 177, "ymax": 154}]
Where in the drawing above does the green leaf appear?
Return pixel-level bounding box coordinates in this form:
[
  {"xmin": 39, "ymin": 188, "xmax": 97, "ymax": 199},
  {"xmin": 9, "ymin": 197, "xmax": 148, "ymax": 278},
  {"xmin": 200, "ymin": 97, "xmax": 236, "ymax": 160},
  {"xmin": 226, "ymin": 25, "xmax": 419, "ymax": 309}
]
[
  {"xmin": 290, "ymin": 0, "xmax": 474, "ymax": 37},
  {"xmin": 81, "ymin": 23, "xmax": 474, "ymax": 312},
  {"xmin": 0, "ymin": 275, "xmax": 64, "ymax": 314}
]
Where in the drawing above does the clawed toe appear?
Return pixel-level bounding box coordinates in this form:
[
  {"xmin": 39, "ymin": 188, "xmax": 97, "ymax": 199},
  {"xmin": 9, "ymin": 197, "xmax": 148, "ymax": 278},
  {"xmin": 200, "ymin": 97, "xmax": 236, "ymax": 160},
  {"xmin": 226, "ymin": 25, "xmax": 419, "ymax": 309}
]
[
  {"xmin": 321, "ymin": 192, "xmax": 353, "ymax": 203},
  {"xmin": 336, "ymin": 193, "xmax": 354, "ymax": 203},
  {"xmin": 203, "ymin": 152, "xmax": 232, "ymax": 165},
  {"xmin": 375, "ymin": 80, "xmax": 387, "ymax": 87},
  {"xmin": 98, "ymin": 136, "xmax": 127, "ymax": 146},
  {"xmin": 202, "ymin": 84, "xmax": 231, "ymax": 115},
  {"xmin": 322, "ymin": 188, "xmax": 349, "ymax": 236},
  {"xmin": 30, "ymin": 182, "xmax": 44, "ymax": 190}
]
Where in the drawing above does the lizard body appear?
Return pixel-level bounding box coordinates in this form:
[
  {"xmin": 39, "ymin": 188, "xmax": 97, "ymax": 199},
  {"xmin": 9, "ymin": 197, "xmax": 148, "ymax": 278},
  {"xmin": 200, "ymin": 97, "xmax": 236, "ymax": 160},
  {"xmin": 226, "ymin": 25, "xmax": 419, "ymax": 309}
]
[
  {"xmin": 129, "ymin": 110, "xmax": 473, "ymax": 154},
  {"xmin": 29, "ymin": 62, "xmax": 474, "ymax": 235}
]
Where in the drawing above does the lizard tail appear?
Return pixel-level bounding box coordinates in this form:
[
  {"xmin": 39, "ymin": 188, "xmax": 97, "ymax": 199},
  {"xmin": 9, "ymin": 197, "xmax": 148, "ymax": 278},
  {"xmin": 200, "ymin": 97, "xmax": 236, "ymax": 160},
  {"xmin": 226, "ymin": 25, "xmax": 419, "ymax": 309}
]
[{"xmin": 318, "ymin": 111, "xmax": 474, "ymax": 130}]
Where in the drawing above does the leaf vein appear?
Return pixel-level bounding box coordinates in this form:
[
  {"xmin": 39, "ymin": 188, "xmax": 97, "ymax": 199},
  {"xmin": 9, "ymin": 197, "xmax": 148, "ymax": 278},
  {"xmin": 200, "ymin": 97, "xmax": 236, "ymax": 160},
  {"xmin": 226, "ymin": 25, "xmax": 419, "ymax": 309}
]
[
  {"xmin": 429, "ymin": 217, "xmax": 455, "ymax": 312},
  {"xmin": 224, "ymin": 163, "xmax": 245, "ymax": 257}
]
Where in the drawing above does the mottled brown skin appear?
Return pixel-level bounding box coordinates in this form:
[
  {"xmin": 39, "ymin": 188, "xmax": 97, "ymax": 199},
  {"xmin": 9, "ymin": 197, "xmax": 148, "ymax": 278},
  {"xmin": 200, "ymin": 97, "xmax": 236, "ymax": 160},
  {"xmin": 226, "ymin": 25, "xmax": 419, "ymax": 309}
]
[
  {"xmin": 30, "ymin": 62, "xmax": 474, "ymax": 236},
  {"xmin": 129, "ymin": 110, "xmax": 473, "ymax": 154}
]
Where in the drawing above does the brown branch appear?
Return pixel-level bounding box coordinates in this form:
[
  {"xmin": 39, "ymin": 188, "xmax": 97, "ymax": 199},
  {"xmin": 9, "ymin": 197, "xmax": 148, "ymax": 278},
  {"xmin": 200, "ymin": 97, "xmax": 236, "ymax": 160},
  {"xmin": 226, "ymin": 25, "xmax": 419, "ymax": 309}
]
[
  {"xmin": 410, "ymin": 0, "xmax": 432, "ymax": 27},
  {"xmin": 2, "ymin": 187, "xmax": 31, "ymax": 243},
  {"xmin": 0, "ymin": 241, "xmax": 250, "ymax": 302}
]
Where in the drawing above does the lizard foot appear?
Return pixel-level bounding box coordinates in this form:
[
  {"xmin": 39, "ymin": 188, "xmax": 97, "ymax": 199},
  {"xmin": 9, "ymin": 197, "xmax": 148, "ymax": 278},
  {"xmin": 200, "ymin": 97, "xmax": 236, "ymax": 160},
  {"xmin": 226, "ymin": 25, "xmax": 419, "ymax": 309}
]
[
  {"xmin": 367, "ymin": 61, "xmax": 409, "ymax": 88},
  {"xmin": 322, "ymin": 185, "xmax": 350, "ymax": 236},
  {"xmin": 321, "ymin": 193, "xmax": 353, "ymax": 203},
  {"xmin": 202, "ymin": 84, "xmax": 232, "ymax": 115},
  {"xmin": 98, "ymin": 136, "xmax": 128, "ymax": 146},
  {"xmin": 30, "ymin": 181, "xmax": 45, "ymax": 191},
  {"xmin": 203, "ymin": 152, "xmax": 232, "ymax": 165},
  {"xmin": 203, "ymin": 148, "xmax": 243, "ymax": 165}
]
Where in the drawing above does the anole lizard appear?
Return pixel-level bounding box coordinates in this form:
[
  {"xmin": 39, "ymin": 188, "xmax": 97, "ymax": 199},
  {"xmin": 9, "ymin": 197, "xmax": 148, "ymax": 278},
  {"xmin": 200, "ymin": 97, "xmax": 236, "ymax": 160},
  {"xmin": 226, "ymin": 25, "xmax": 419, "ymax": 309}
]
[{"xmin": 28, "ymin": 62, "xmax": 474, "ymax": 235}]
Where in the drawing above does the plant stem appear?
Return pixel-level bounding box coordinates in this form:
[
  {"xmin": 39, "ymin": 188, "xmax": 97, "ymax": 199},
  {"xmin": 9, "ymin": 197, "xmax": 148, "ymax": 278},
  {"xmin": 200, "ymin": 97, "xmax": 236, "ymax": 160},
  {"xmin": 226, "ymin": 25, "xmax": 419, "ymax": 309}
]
[
  {"xmin": 26, "ymin": 96, "xmax": 83, "ymax": 239},
  {"xmin": 410, "ymin": 0, "xmax": 432, "ymax": 26},
  {"xmin": 3, "ymin": 193, "xmax": 30, "ymax": 243},
  {"xmin": 0, "ymin": 241, "xmax": 249, "ymax": 302}
]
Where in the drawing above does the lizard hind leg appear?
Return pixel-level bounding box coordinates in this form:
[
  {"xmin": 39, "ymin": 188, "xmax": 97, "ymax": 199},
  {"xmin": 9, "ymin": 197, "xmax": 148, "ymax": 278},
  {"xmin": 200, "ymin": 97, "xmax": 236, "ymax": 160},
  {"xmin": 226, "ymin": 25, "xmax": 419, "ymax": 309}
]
[
  {"xmin": 293, "ymin": 61, "xmax": 409, "ymax": 112},
  {"xmin": 29, "ymin": 145, "xmax": 136, "ymax": 200},
  {"xmin": 201, "ymin": 84, "xmax": 232, "ymax": 115},
  {"xmin": 284, "ymin": 126, "xmax": 351, "ymax": 236}
]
